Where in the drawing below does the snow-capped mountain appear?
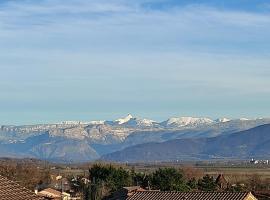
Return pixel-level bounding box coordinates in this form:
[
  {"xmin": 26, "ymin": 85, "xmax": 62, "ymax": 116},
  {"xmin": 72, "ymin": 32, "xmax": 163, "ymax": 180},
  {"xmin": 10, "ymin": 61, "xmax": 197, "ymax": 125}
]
[
  {"xmin": 89, "ymin": 120, "xmax": 105, "ymax": 125},
  {"xmin": 161, "ymin": 117, "xmax": 214, "ymax": 128},
  {"xmin": 60, "ymin": 121, "xmax": 91, "ymax": 125},
  {"xmin": 1, "ymin": 115, "xmax": 270, "ymax": 162},
  {"xmin": 116, "ymin": 115, "xmax": 157, "ymax": 127},
  {"xmin": 216, "ymin": 118, "xmax": 231, "ymax": 123},
  {"xmin": 129, "ymin": 118, "xmax": 157, "ymax": 127},
  {"xmin": 239, "ymin": 118, "xmax": 250, "ymax": 121},
  {"xmin": 104, "ymin": 114, "xmax": 158, "ymax": 128},
  {"xmin": 114, "ymin": 114, "xmax": 134, "ymax": 125}
]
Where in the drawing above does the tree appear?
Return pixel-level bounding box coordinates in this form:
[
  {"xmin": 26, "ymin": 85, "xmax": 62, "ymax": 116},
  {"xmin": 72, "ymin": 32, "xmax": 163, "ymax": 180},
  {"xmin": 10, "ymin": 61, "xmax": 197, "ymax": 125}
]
[
  {"xmin": 88, "ymin": 164, "xmax": 132, "ymax": 199},
  {"xmin": 0, "ymin": 160, "xmax": 50, "ymax": 190},
  {"xmin": 198, "ymin": 175, "xmax": 217, "ymax": 191},
  {"xmin": 229, "ymin": 183, "xmax": 246, "ymax": 192},
  {"xmin": 248, "ymin": 174, "xmax": 263, "ymax": 191},
  {"xmin": 187, "ymin": 178, "xmax": 197, "ymax": 190},
  {"xmin": 132, "ymin": 172, "xmax": 151, "ymax": 189},
  {"xmin": 151, "ymin": 168, "xmax": 190, "ymax": 191}
]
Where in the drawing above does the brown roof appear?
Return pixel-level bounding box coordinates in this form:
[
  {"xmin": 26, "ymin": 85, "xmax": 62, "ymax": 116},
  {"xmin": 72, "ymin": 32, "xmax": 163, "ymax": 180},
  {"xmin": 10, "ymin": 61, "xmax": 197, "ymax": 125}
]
[
  {"xmin": 37, "ymin": 188, "xmax": 62, "ymax": 198},
  {"xmin": 0, "ymin": 175, "xmax": 43, "ymax": 200},
  {"xmin": 123, "ymin": 186, "xmax": 142, "ymax": 191},
  {"xmin": 127, "ymin": 191, "xmax": 257, "ymax": 200},
  {"xmin": 123, "ymin": 186, "xmax": 146, "ymax": 192}
]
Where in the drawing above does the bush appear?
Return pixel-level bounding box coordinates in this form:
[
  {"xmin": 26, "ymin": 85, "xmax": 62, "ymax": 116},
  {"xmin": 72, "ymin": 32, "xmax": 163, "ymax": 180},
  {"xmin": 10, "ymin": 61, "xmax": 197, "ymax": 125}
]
[
  {"xmin": 198, "ymin": 175, "xmax": 217, "ymax": 191},
  {"xmin": 88, "ymin": 164, "xmax": 132, "ymax": 198},
  {"xmin": 151, "ymin": 168, "xmax": 190, "ymax": 191}
]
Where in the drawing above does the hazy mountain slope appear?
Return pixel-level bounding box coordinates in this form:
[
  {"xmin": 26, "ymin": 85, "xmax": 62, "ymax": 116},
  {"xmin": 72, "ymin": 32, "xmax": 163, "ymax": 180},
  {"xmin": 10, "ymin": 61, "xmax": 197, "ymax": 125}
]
[
  {"xmin": 3, "ymin": 133, "xmax": 99, "ymax": 162},
  {"xmin": 103, "ymin": 139, "xmax": 208, "ymax": 162},
  {"xmin": 205, "ymin": 124, "xmax": 270, "ymax": 157},
  {"xmin": 116, "ymin": 119, "xmax": 270, "ymax": 151},
  {"xmin": 102, "ymin": 124, "xmax": 270, "ymax": 162},
  {"xmin": 0, "ymin": 146, "xmax": 28, "ymax": 158},
  {"xmin": 1, "ymin": 116, "xmax": 270, "ymax": 162},
  {"xmin": 29, "ymin": 139, "xmax": 99, "ymax": 162}
]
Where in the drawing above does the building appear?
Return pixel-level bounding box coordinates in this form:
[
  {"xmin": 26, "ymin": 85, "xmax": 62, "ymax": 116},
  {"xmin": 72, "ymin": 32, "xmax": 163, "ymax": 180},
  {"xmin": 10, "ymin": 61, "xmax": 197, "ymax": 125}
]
[
  {"xmin": 250, "ymin": 159, "xmax": 269, "ymax": 165},
  {"xmin": 37, "ymin": 188, "xmax": 62, "ymax": 199},
  {"xmin": 37, "ymin": 188, "xmax": 71, "ymax": 200},
  {"xmin": 0, "ymin": 175, "xmax": 42, "ymax": 200},
  {"xmin": 126, "ymin": 191, "xmax": 258, "ymax": 200},
  {"xmin": 108, "ymin": 186, "xmax": 146, "ymax": 199}
]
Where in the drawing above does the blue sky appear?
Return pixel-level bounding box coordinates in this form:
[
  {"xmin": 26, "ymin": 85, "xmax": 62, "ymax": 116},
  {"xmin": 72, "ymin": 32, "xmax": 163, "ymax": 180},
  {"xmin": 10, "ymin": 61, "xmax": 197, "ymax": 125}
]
[{"xmin": 0, "ymin": 0, "xmax": 270, "ymax": 124}]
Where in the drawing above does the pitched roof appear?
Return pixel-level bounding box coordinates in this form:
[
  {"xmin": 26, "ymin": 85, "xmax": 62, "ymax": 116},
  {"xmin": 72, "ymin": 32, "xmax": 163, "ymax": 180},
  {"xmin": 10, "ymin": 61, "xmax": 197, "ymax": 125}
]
[
  {"xmin": 123, "ymin": 186, "xmax": 141, "ymax": 190},
  {"xmin": 123, "ymin": 186, "xmax": 145, "ymax": 192},
  {"xmin": 0, "ymin": 175, "xmax": 43, "ymax": 200},
  {"xmin": 127, "ymin": 191, "xmax": 257, "ymax": 200},
  {"xmin": 37, "ymin": 188, "xmax": 62, "ymax": 198}
]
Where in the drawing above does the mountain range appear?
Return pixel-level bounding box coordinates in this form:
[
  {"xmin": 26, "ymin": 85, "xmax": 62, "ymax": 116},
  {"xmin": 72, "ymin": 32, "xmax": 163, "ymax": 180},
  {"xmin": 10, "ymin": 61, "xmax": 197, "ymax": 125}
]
[
  {"xmin": 1, "ymin": 115, "xmax": 270, "ymax": 162},
  {"xmin": 103, "ymin": 124, "xmax": 270, "ymax": 162}
]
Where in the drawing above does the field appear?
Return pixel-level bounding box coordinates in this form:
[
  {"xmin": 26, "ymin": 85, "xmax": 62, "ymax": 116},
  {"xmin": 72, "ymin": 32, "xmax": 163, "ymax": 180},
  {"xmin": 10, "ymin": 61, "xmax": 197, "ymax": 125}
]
[{"xmin": 123, "ymin": 161, "xmax": 270, "ymax": 184}]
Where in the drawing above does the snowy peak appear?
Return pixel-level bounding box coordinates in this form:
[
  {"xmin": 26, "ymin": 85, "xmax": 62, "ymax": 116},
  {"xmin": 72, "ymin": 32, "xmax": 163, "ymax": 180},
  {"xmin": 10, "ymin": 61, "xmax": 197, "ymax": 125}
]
[
  {"xmin": 136, "ymin": 118, "xmax": 156, "ymax": 126},
  {"xmin": 239, "ymin": 118, "xmax": 250, "ymax": 121},
  {"xmin": 113, "ymin": 114, "xmax": 157, "ymax": 127},
  {"xmin": 60, "ymin": 121, "xmax": 88, "ymax": 125},
  {"xmin": 124, "ymin": 118, "xmax": 157, "ymax": 127},
  {"xmin": 216, "ymin": 118, "xmax": 231, "ymax": 123},
  {"xmin": 89, "ymin": 120, "xmax": 105, "ymax": 125},
  {"xmin": 115, "ymin": 114, "xmax": 134, "ymax": 125},
  {"xmin": 162, "ymin": 117, "xmax": 214, "ymax": 127}
]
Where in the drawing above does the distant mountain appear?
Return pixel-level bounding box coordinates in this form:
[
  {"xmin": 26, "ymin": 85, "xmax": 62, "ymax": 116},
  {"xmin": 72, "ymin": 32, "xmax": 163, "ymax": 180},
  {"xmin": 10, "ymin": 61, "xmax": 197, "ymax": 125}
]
[
  {"xmin": 104, "ymin": 114, "xmax": 159, "ymax": 128},
  {"xmin": 114, "ymin": 114, "xmax": 134, "ymax": 125},
  {"xmin": 215, "ymin": 118, "xmax": 231, "ymax": 123},
  {"xmin": 1, "ymin": 115, "xmax": 270, "ymax": 162},
  {"xmin": 1, "ymin": 133, "xmax": 99, "ymax": 162},
  {"xmin": 102, "ymin": 124, "xmax": 270, "ymax": 162},
  {"xmin": 161, "ymin": 117, "xmax": 214, "ymax": 128}
]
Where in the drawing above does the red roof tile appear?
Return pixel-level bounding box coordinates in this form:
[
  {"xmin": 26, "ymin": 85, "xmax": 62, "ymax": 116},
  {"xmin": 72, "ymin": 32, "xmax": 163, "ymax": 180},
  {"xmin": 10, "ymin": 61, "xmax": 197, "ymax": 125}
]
[
  {"xmin": 0, "ymin": 175, "xmax": 43, "ymax": 200},
  {"xmin": 127, "ymin": 191, "xmax": 257, "ymax": 200}
]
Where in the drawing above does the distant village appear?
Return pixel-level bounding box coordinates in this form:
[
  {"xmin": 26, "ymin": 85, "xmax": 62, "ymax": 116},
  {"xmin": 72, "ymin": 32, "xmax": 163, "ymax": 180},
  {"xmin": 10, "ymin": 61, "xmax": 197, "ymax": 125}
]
[
  {"xmin": 0, "ymin": 171, "xmax": 261, "ymax": 200},
  {"xmin": 0, "ymin": 158, "xmax": 270, "ymax": 200},
  {"xmin": 250, "ymin": 159, "xmax": 269, "ymax": 165}
]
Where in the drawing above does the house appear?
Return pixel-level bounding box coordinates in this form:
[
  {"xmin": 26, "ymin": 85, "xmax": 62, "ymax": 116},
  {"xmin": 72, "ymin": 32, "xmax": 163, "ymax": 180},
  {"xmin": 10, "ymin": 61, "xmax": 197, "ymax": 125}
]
[
  {"xmin": 107, "ymin": 186, "xmax": 147, "ymax": 200},
  {"xmin": 126, "ymin": 191, "xmax": 258, "ymax": 200},
  {"xmin": 37, "ymin": 188, "xmax": 62, "ymax": 199},
  {"xmin": 37, "ymin": 188, "xmax": 71, "ymax": 200},
  {"xmin": 0, "ymin": 174, "xmax": 43, "ymax": 200},
  {"xmin": 122, "ymin": 186, "xmax": 147, "ymax": 197}
]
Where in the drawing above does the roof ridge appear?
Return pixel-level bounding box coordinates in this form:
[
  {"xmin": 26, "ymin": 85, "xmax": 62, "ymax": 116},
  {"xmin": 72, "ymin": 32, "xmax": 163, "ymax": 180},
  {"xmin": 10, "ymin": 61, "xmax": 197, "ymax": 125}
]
[
  {"xmin": 134, "ymin": 191, "xmax": 249, "ymax": 193},
  {"xmin": 127, "ymin": 191, "xmax": 256, "ymax": 200}
]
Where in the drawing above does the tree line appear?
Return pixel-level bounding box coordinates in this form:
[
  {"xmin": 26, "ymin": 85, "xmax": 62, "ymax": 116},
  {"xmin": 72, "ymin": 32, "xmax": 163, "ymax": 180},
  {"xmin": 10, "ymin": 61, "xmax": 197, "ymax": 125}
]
[{"xmin": 82, "ymin": 164, "xmax": 224, "ymax": 200}]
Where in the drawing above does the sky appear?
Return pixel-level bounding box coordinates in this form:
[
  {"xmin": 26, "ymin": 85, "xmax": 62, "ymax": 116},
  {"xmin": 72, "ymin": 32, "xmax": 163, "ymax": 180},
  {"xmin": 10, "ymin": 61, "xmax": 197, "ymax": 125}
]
[{"xmin": 0, "ymin": 0, "xmax": 270, "ymax": 124}]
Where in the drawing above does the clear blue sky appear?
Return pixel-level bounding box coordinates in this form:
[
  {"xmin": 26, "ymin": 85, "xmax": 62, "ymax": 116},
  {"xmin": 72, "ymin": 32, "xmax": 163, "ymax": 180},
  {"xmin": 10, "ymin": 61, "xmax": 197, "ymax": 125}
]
[{"xmin": 0, "ymin": 0, "xmax": 270, "ymax": 124}]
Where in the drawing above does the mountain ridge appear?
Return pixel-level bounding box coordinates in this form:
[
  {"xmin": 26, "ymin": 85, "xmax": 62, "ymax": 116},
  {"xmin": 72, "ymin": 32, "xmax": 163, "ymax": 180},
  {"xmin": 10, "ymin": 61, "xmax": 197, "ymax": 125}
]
[
  {"xmin": 1, "ymin": 115, "xmax": 270, "ymax": 162},
  {"xmin": 102, "ymin": 124, "xmax": 270, "ymax": 162}
]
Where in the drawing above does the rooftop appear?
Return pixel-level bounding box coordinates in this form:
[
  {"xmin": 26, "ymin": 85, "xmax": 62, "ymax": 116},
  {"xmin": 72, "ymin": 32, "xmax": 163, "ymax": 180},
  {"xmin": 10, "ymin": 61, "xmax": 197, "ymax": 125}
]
[
  {"xmin": 127, "ymin": 191, "xmax": 257, "ymax": 200},
  {"xmin": 0, "ymin": 175, "xmax": 43, "ymax": 200},
  {"xmin": 37, "ymin": 188, "xmax": 62, "ymax": 198}
]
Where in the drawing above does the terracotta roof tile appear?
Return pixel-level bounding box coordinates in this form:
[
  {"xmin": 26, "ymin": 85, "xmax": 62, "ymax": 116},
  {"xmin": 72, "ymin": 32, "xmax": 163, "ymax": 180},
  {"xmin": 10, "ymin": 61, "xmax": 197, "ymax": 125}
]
[
  {"xmin": 0, "ymin": 175, "xmax": 43, "ymax": 200},
  {"xmin": 37, "ymin": 188, "xmax": 62, "ymax": 198},
  {"xmin": 127, "ymin": 191, "xmax": 257, "ymax": 200}
]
